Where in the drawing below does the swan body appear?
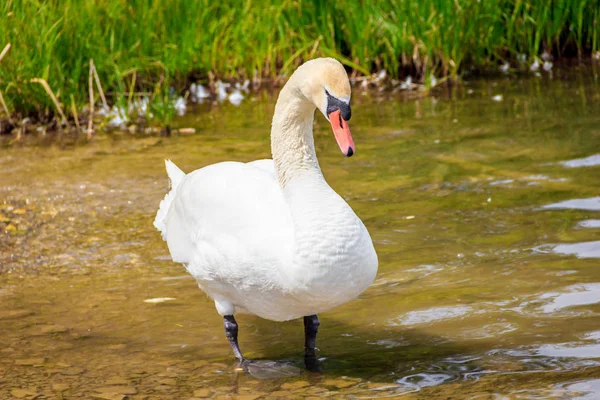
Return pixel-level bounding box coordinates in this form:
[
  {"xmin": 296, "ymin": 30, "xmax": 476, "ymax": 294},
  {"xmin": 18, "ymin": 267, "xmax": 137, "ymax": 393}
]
[{"xmin": 154, "ymin": 58, "xmax": 378, "ymax": 361}]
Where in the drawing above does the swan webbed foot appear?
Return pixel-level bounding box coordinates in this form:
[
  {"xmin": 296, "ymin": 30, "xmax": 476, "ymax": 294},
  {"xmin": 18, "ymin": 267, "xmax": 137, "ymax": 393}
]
[
  {"xmin": 304, "ymin": 354, "xmax": 321, "ymax": 372},
  {"xmin": 223, "ymin": 315, "xmax": 244, "ymax": 362}
]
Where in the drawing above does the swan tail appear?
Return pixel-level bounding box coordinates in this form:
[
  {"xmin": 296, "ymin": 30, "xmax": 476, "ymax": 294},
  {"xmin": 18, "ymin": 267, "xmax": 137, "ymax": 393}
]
[
  {"xmin": 154, "ymin": 159, "xmax": 186, "ymax": 239},
  {"xmin": 165, "ymin": 159, "xmax": 185, "ymax": 189}
]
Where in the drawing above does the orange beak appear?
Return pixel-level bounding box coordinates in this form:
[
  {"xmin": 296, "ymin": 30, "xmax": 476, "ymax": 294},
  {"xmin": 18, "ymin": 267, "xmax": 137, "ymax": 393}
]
[{"xmin": 328, "ymin": 110, "xmax": 355, "ymax": 157}]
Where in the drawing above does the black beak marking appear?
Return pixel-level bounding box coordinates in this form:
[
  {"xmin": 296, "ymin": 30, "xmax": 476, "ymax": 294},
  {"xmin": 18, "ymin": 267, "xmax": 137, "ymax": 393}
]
[
  {"xmin": 346, "ymin": 147, "xmax": 354, "ymax": 157},
  {"xmin": 326, "ymin": 90, "xmax": 351, "ymax": 121}
]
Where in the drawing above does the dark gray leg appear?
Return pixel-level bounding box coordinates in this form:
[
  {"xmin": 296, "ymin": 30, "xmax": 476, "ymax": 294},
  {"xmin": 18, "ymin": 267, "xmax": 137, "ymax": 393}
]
[
  {"xmin": 304, "ymin": 314, "xmax": 320, "ymax": 371},
  {"xmin": 304, "ymin": 314, "xmax": 320, "ymax": 357},
  {"xmin": 224, "ymin": 315, "xmax": 244, "ymax": 362}
]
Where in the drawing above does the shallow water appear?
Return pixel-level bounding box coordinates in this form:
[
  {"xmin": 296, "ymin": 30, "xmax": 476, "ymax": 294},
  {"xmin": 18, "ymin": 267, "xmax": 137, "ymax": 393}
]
[{"xmin": 1, "ymin": 73, "xmax": 600, "ymax": 399}]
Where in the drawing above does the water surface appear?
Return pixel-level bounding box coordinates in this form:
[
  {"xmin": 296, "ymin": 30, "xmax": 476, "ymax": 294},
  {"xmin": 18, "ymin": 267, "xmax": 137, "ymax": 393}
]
[{"xmin": 1, "ymin": 73, "xmax": 600, "ymax": 398}]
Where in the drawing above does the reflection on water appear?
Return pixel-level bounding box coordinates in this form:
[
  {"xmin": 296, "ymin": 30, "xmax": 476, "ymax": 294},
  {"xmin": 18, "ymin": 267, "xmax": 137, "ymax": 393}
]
[
  {"xmin": 551, "ymin": 241, "xmax": 600, "ymax": 259},
  {"xmin": 537, "ymin": 283, "xmax": 600, "ymax": 313},
  {"xmin": 577, "ymin": 219, "xmax": 600, "ymax": 229},
  {"xmin": 560, "ymin": 154, "xmax": 600, "ymax": 168},
  {"xmin": 562, "ymin": 379, "xmax": 600, "ymax": 399},
  {"xmin": 583, "ymin": 331, "xmax": 600, "ymax": 340},
  {"xmin": 1, "ymin": 72, "xmax": 600, "ymax": 398},
  {"xmin": 460, "ymin": 322, "xmax": 518, "ymax": 340},
  {"xmin": 535, "ymin": 241, "xmax": 600, "ymax": 259},
  {"xmin": 541, "ymin": 197, "xmax": 600, "ymax": 211},
  {"xmin": 396, "ymin": 373, "xmax": 453, "ymax": 390},
  {"xmin": 536, "ymin": 343, "xmax": 600, "ymax": 358},
  {"xmin": 504, "ymin": 379, "xmax": 600, "ymax": 399},
  {"xmin": 390, "ymin": 305, "xmax": 474, "ymax": 326}
]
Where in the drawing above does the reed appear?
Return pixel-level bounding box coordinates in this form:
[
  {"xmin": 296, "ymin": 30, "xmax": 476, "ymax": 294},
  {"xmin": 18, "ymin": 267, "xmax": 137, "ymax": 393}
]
[{"xmin": 0, "ymin": 0, "xmax": 598, "ymax": 127}]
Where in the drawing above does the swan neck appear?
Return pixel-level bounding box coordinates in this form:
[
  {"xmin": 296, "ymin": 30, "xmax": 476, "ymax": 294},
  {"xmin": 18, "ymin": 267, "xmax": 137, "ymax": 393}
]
[{"xmin": 270, "ymin": 86, "xmax": 322, "ymax": 187}]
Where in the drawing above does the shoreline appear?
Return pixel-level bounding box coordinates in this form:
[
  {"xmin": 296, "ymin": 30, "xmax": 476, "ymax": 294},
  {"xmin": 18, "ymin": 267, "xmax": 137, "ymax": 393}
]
[
  {"xmin": 3, "ymin": 0, "xmax": 600, "ymax": 134},
  {"xmin": 1, "ymin": 56, "xmax": 599, "ymax": 144}
]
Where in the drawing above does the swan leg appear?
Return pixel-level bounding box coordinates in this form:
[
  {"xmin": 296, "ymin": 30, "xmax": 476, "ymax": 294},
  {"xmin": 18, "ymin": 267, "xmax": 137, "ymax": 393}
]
[
  {"xmin": 223, "ymin": 315, "xmax": 244, "ymax": 362},
  {"xmin": 303, "ymin": 314, "xmax": 320, "ymax": 371}
]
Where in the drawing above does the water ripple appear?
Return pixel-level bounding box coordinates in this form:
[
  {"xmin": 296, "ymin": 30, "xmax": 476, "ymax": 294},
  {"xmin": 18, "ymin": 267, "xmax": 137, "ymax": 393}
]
[
  {"xmin": 577, "ymin": 220, "xmax": 600, "ymax": 229},
  {"xmin": 534, "ymin": 241, "xmax": 600, "ymax": 259},
  {"xmin": 389, "ymin": 305, "xmax": 473, "ymax": 326},
  {"xmin": 560, "ymin": 154, "xmax": 600, "ymax": 168},
  {"xmin": 537, "ymin": 283, "xmax": 600, "ymax": 313},
  {"xmin": 552, "ymin": 241, "xmax": 600, "ymax": 259},
  {"xmin": 540, "ymin": 197, "xmax": 600, "ymax": 211}
]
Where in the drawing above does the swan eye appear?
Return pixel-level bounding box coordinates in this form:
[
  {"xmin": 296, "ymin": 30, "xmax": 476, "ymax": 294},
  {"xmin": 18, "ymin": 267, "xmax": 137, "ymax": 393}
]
[{"xmin": 325, "ymin": 90, "xmax": 351, "ymax": 121}]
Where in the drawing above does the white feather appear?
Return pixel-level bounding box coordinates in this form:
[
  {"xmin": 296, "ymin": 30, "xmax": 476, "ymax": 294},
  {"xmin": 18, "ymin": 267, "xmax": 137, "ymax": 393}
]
[
  {"xmin": 155, "ymin": 58, "xmax": 378, "ymax": 321},
  {"xmin": 154, "ymin": 160, "xmax": 185, "ymax": 239}
]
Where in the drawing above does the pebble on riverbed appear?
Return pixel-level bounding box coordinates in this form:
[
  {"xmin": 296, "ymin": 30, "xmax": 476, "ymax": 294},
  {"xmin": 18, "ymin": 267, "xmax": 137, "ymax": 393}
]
[
  {"xmin": 321, "ymin": 378, "xmax": 360, "ymax": 389},
  {"xmin": 1, "ymin": 203, "xmax": 34, "ymax": 236},
  {"xmin": 280, "ymin": 381, "xmax": 310, "ymax": 390},
  {"xmin": 0, "ymin": 309, "xmax": 33, "ymax": 320},
  {"xmin": 143, "ymin": 297, "xmax": 176, "ymax": 303},
  {"xmin": 14, "ymin": 358, "xmax": 46, "ymax": 366},
  {"xmin": 192, "ymin": 388, "xmax": 213, "ymax": 397},
  {"xmin": 10, "ymin": 388, "xmax": 41, "ymax": 399},
  {"xmin": 51, "ymin": 383, "xmax": 70, "ymax": 392}
]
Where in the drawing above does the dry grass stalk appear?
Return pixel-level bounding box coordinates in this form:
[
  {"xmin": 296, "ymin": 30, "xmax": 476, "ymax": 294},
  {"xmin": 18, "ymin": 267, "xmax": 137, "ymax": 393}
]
[
  {"xmin": 0, "ymin": 90, "xmax": 13, "ymax": 123},
  {"xmin": 90, "ymin": 59, "xmax": 107, "ymax": 109},
  {"xmin": 128, "ymin": 71, "xmax": 136, "ymax": 108},
  {"xmin": 30, "ymin": 78, "xmax": 69, "ymax": 127},
  {"xmin": 151, "ymin": 75, "xmax": 164, "ymax": 101},
  {"xmin": 70, "ymin": 94, "xmax": 81, "ymax": 132},
  {"xmin": 87, "ymin": 59, "xmax": 94, "ymax": 139},
  {"xmin": 106, "ymin": 91, "xmax": 153, "ymax": 96},
  {"xmin": 309, "ymin": 36, "xmax": 322, "ymax": 58},
  {"xmin": 0, "ymin": 44, "xmax": 14, "ymax": 125},
  {"xmin": 0, "ymin": 43, "xmax": 10, "ymax": 63}
]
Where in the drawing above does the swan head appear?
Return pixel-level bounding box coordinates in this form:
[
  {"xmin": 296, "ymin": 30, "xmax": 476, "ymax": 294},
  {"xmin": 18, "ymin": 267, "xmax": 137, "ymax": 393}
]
[{"xmin": 294, "ymin": 58, "xmax": 355, "ymax": 157}]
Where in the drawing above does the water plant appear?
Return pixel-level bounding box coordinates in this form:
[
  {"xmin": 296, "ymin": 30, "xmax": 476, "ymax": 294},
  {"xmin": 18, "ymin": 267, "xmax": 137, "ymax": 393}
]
[{"xmin": 0, "ymin": 0, "xmax": 599, "ymax": 131}]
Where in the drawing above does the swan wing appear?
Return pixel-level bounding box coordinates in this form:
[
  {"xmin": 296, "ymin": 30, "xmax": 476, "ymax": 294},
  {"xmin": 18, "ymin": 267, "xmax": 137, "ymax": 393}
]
[{"xmin": 161, "ymin": 160, "xmax": 293, "ymax": 288}]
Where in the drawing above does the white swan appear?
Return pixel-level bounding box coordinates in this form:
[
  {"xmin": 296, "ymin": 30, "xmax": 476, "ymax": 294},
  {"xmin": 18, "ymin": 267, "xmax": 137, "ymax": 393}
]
[{"xmin": 154, "ymin": 58, "xmax": 378, "ymax": 365}]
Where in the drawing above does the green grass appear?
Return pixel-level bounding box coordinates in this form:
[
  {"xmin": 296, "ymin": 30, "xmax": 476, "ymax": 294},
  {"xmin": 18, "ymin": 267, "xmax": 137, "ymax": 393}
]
[{"xmin": 1, "ymin": 0, "xmax": 599, "ymax": 126}]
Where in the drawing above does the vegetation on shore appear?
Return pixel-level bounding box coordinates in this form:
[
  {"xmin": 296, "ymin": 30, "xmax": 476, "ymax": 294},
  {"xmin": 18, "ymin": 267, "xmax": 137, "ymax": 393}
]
[{"xmin": 1, "ymin": 0, "xmax": 599, "ymax": 134}]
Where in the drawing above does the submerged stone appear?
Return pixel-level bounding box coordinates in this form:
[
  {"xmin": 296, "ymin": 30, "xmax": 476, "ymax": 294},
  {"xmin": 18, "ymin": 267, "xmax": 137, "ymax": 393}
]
[
  {"xmin": 192, "ymin": 388, "xmax": 213, "ymax": 397},
  {"xmin": 10, "ymin": 388, "xmax": 40, "ymax": 398},
  {"xmin": 0, "ymin": 309, "xmax": 33, "ymax": 320},
  {"xmin": 61, "ymin": 367, "xmax": 85, "ymax": 375},
  {"xmin": 14, "ymin": 358, "xmax": 46, "ymax": 366},
  {"xmin": 94, "ymin": 386, "xmax": 138, "ymax": 395},
  {"xmin": 51, "ymin": 383, "xmax": 70, "ymax": 391},
  {"xmin": 281, "ymin": 381, "xmax": 310, "ymax": 390},
  {"xmin": 321, "ymin": 378, "xmax": 357, "ymax": 389}
]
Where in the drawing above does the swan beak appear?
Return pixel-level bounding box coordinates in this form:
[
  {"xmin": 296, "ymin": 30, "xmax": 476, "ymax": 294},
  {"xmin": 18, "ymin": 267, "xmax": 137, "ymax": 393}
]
[{"xmin": 328, "ymin": 110, "xmax": 355, "ymax": 157}]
